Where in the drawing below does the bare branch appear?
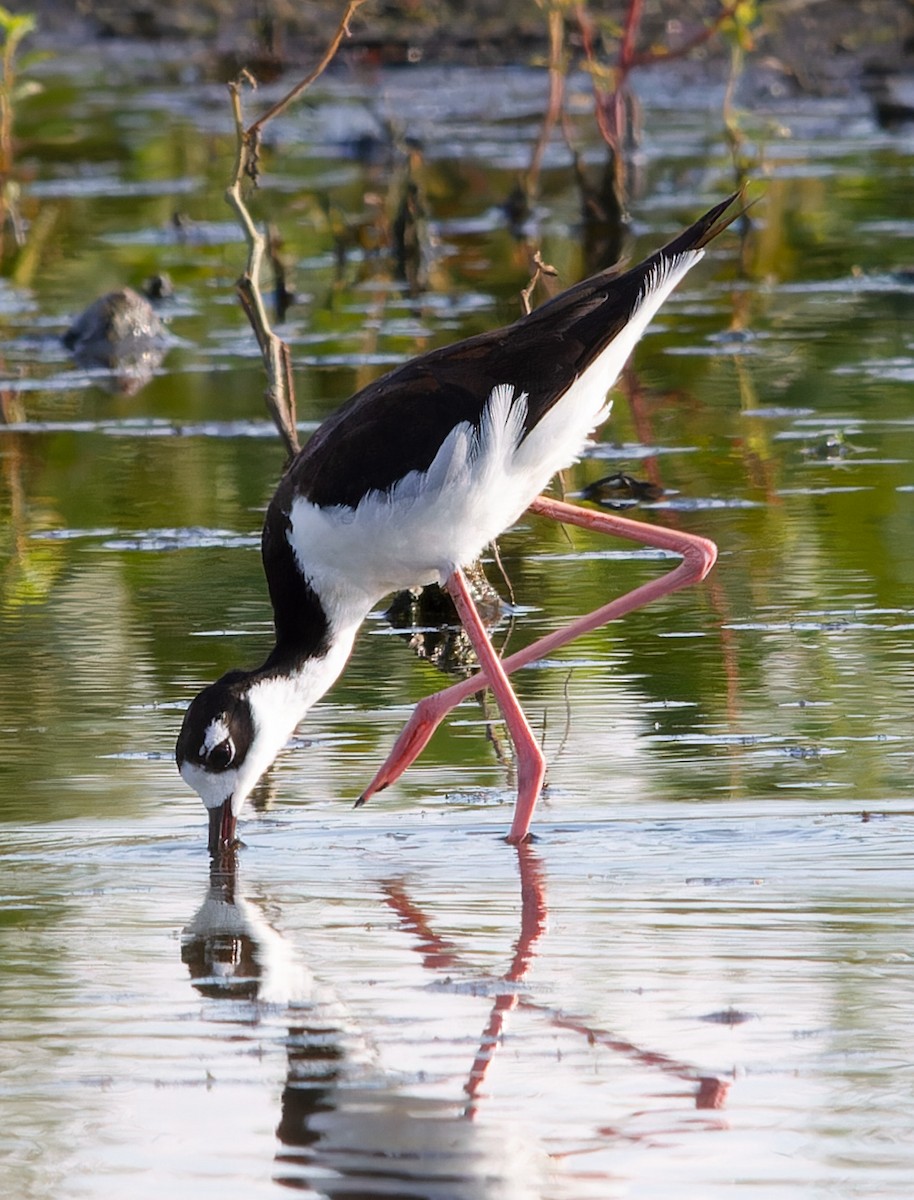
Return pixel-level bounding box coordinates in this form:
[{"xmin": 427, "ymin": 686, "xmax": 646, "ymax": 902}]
[
  {"xmin": 520, "ymin": 250, "xmax": 558, "ymax": 316},
  {"xmin": 224, "ymin": 1, "xmax": 369, "ymax": 459},
  {"xmin": 248, "ymin": 0, "xmax": 370, "ymax": 139}
]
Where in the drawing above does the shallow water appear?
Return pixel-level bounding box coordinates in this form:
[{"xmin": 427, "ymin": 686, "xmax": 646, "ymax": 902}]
[{"xmin": 2, "ymin": 36, "xmax": 914, "ymax": 1200}]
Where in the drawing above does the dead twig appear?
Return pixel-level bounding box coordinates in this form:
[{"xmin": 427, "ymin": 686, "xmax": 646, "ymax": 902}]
[
  {"xmin": 246, "ymin": 1, "xmax": 368, "ymax": 147},
  {"xmin": 224, "ymin": 1, "xmax": 369, "ymax": 459},
  {"xmin": 520, "ymin": 249, "xmax": 558, "ymax": 316},
  {"xmin": 524, "ymin": 5, "xmax": 567, "ymax": 203}
]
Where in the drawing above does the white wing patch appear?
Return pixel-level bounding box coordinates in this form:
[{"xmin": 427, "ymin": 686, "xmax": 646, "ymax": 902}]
[
  {"xmin": 638, "ymin": 251, "xmax": 702, "ymax": 311},
  {"xmin": 473, "ymin": 382, "xmax": 529, "ymax": 467}
]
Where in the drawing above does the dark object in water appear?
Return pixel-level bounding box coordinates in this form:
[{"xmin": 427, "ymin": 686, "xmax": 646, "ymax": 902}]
[
  {"xmin": 385, "ymin": 560, "xmax": 505, "ymax": 677},
  {"xmin": 862, "ymin": 51, "xmax": 914, "ymax": 128},
  {"xmin": 800, "ymin": 432, "xmax": 859, "ymax": 460},
  {"xmin": 582, "ymin": 471, "xmax": 666, "ymax": 509},
  {"xmin": 143, "ymin": 273, "xmax": 174, "ymax": 301},
  {"xmin": 62, "ymin": 286, "xmax": 167, "ymax": 395}
]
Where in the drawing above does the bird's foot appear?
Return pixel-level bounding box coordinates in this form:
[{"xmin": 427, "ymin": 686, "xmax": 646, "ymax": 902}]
[{"xmin": 356, "ymin": 694, "xmax": 451, "ymax": 806}]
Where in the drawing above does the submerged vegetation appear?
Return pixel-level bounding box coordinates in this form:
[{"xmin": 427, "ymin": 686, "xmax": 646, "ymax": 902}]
[{"xmin": 0, "ymin": 5, "xmax": 40, "ymax": 261}]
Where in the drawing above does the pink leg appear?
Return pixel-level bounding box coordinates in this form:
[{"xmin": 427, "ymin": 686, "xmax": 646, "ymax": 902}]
[
  {"xmin": 444, "ymin": 565, "xmax": 546, "ymax": 843},
  {"xmin": 357, "ymin": 494, "xmax": 718, "ymax": 836}
]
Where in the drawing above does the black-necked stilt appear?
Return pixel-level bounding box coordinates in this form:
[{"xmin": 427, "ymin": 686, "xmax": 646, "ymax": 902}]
[{"xmin": 177, "ymin": 192, "xmax": 741, "ymax": 855}]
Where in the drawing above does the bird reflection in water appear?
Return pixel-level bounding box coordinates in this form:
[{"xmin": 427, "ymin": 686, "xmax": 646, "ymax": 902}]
[
  {"xmin": 182, "ymin": 848, "xmax": 730, "ymax": 1196},
  {"xmin": 181, "ymin": 855, "xmax": 314, "ymax": 1006},
  {"xmin": 181, "ymin": 853, "xmax": 548, "ymax": 1196}
]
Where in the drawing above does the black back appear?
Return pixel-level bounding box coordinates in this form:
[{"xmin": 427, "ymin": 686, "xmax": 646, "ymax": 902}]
[{"xmin": 273, "ymin": 193, "xmax": 740, "ymax": 510}]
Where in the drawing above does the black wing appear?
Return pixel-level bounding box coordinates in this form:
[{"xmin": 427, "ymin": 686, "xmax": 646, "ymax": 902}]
[{"xmin": 276, "ymin": 192, "xmax": 741, "ymax": 512}]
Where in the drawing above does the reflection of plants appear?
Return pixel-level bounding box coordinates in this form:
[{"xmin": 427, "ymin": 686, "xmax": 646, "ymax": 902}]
[
  {"xmin": 720, "ymin": 1, "xmax": 761, "ymax": 181},
  {"xmin": 0, "ymin": 436, "xmax": 64, "ymax": 612},
  {"xmin": 521, "ymin": 2, "xmax": 759, "ymax": 273},
  {"xmin": 0, "ymin": 5, "xmax": 40, "ymax": 257},
  {"xmin": 576, "ymin": 2, "xmax": 756, "ymax": 195}
]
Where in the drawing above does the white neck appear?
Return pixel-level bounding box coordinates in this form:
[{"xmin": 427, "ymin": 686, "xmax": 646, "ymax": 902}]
[{"xmin": 231, "ymin": 616, "xmax": 362, "ymax": 816}]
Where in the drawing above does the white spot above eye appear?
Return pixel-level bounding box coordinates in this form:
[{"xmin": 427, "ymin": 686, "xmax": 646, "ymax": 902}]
[{"xmin": 199, "ymin": 717, "xmax": 231, "ymax": 759}]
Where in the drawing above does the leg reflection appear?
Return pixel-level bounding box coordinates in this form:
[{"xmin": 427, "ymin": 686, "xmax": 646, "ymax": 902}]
[{"xmin": 383, "ymin": 843, "xmax": 732, "ymax": 1123}]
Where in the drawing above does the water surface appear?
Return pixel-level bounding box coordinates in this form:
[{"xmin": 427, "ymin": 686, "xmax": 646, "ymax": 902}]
[{"xmin": 2, "ymin": 37, "xmax": 914, "ymax": 1200}]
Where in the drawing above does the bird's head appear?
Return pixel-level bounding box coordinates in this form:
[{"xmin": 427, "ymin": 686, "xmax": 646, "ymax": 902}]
[
  {"xmin": 176, "ymin": 621, "xmax": 360, "ymax": 855},
  {"xmin": 176, "ymin": 671, "xmax": 258, "ymax": 857},
  {"xmin": 176, "ymin": 661, "xmax": 335, "ymax": 856}
]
